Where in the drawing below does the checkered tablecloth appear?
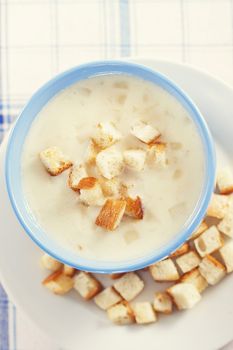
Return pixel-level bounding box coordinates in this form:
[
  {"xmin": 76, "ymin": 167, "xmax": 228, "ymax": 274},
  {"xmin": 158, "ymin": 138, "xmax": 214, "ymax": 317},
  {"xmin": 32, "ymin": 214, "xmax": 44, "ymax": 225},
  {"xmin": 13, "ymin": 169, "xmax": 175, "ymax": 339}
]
[{"xmin": 0, "ymin": 0, "xmax": 233, "ymax": 349}]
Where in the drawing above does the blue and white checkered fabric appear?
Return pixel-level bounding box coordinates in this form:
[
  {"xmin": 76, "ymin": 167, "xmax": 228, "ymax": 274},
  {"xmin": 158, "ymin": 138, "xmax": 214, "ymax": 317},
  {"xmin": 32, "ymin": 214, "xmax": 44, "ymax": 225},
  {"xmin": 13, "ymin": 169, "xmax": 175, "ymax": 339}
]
[{"xmin": 0, "ymin": 1, "xmax": 233, "ymax": 349}]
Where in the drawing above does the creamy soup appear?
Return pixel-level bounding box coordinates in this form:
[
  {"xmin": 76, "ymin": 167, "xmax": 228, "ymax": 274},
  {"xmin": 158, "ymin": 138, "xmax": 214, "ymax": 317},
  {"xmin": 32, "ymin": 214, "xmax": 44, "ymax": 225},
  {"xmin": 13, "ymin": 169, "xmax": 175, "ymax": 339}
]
[{"xmin": 22, "ymin": 74, "xmax": 205, "ymax": 261}]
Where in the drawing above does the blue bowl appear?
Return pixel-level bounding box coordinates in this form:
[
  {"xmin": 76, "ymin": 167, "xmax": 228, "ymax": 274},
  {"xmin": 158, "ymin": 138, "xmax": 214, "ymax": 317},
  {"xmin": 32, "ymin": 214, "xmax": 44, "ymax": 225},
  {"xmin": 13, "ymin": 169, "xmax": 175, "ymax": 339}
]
[{"xmin": 5, "ymin": 60, "xmax": 216, "ymax": 273}]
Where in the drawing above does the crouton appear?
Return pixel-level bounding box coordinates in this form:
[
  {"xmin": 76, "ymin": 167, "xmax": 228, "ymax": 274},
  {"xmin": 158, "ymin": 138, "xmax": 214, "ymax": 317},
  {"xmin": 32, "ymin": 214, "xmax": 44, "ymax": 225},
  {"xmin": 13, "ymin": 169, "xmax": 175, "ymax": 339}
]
[
  {"xmin": 92, "ymin": 121, "xmax": 122, "ymax": 149},
  {"xmin": 42, "ymin": 270, "xmax": 74, "ymax": 295},
  {"xmin": 96, "ymin": 148, "xmax": 124, "ymax": 179},
  {"xmin": 95, "ymin": 199, "xmax": 126, "ymax": 230},
  {"xmin": 180, "ymin": 268, "xmax": 208, "ymax": 293},
  {"xmin": 219, "ymin": 241, "xmax": 233, "ymax": 273},
  {"xmin": 147, "ymin": 142, "xmax": 167, "ymax": 167},
  {"xmin": 189, "ymin": 221, "xmax": 208, "ymax": 240},
  {"xmin": 217, "ymin": 167, "xmax": 233, "ymax": 194},
  {"xmin": 63, "ymin": 265, "xmax": 76, "ymax": 277},
  {"xmin": 107, "ymin": 301, "xmax": 135, "ymax": 325},
  {"xmin": 207, "ymin": 193, "xmax": 230, "ymax": 219},
  {"xmin": 68, "ymin": 163, "xmax": 88, "ymax": 191},
  {"xmin": 94, "ymin": 287, "xmax": 122, "ymax": 310},
  {"xmin": 39, "ymin": 147, "xmax": 72, "ymax": 176},
  {"xmin": 130, "ymin": 120, "xmax": 160, "ymax": 144},
  {"xmin": 85, "ymin": 141, "xmax": 99, "ymax": 165},
  {"xmin": 40, "ymin": 253, "xmax": 62, "ymax": 271},
  {"xmin": 99, "ymin": 177, "xmax": 120, "ymax": 197},
  {"xmin": 123, "ymin": 149, "xmax": 146, "ymax": 171},
  {"xmin": 109, "ymin": 273, "xmax": 125, "ymax": 279},
  {"xmin": 218, "ymin": 211, "xmax": 233, "ymax": 238},
  {"xmin": 125, "ymin": 196, "xmax": 143, "ymax": 220},
  {"xmin": 133, "ymin": 302, "xmax": 157, "ymax": 324},
  {"xmin": 113, "ymin": 272, "xmax": 144, "ymax": 301},
  {"xmin": 198, "ymin": 255, "xmax": 226, "ymax": 285},
  {"xmin": 73, "ymin": 272, "xmax": 102, "ymax": 300},
  {"xmin": 79, "ymin": 178, "xmax": 105, "ymax": 206},
  {"xmin": 170, "ymin": 242, "xmax": 189, "ymax": 258},
  {"xmin": 149, "ymin": 259, "xmax": 179, "ymax": 282},
  {"xmin": 167, "ymin": 283, "xmax": 201, "ymax": 310},
  {"xmin": 153, "ymin": 292, "xmax": 173, "ymax": 314},
  {"xmin": 194, "ymin": 225, "xmax": 223, "ymax": 257},
  {"xmin": 176, "ymin": 251, "xmax": 201, "ymax": 273}
]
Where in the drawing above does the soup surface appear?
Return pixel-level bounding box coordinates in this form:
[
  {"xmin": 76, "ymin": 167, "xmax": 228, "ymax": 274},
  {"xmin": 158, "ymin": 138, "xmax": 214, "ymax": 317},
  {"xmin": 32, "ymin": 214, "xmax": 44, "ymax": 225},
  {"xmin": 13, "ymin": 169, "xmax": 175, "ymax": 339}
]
[{"xmin": 22, "ymin": 74, "xmax": 205, "ymax": 261}]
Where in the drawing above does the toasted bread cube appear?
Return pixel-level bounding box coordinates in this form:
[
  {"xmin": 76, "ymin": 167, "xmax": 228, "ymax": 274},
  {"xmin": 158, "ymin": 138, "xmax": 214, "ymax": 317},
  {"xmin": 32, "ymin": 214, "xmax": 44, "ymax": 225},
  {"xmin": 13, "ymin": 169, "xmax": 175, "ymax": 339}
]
[
  {"xmin": 125, "ymin": 196, "xmax": 143, "ymax": 220},
  {"xmin": 167, "ymin": 283, "xmax": 201, "ymax": 310},
  {"xmin": 40, "ymin": 147, "xmax": 72, "ymax": 176},
  {"xmin": 42, "ymin": 271, "xmax": 74, "ymax": 295},
  {"xmin": 176, "ymin": 251, "xmax": 201, "ymax": 273},
  {"xmin": 94, "ymin": 287, "xmax": 122, "ymax": 310},
  {"xmin": 123, "ymin": 149, "xmax": 146, "ymax": 171},
  {"xmin": 180, "ymin": 268, "xmax": 208, "ymax": 293},
  {"xmin": 99, "ymin": 177, "xmax": 120, "ymax": 197},
  {"xmin": 92, "ymin": 121, "xmax": 122, "ymax": 149},
  {"xmin": 73, "ymin": 272, "xmax": 102, "ymax": 300},
  {"xmin": 194, "ymin": 225, "xmax": 223, "ymax": 257},
  {"xmin": 133, "ymin": 302, "xmax": 157, "ymax": 324},
  {"xmin": 107, "ymin": 301, "xmax": 135, "ymax": 325},
  {"xmin": 113, "ymin": 272, "xmax": 144, "ymax": 301},
  {"xmin": 85, "ymin": 141, "xmax": 99, "ymax": 165},
  {"xmin": 217, "ymin": 167, "xmax": 233, "ymax": 194},
  {"xmin": 207, "ymin": 193, "xmax": 230, "ymax": 219},
  {"xmin": 218, "ymin": 211, "xmax": 233, "ymax": 238},
  {"xmin": 109, "ymin": 273, "xmax": 125, "ymax": 279},
  {"xmin": 147, "ymin": 143, "xmax": 167, "ymax": 167},
  {"xmin": 63, "ymin": 265, "xmax": 76, "ymax": 277},
  {"xmin": 149, "ymin": 258, "xmax": 179, "ymax": 282},
  {"xmin": 95, "ymin": 199, "xmax": 126, "ymax": 230},
  {"xmin": 170, "ymin": 242, "xmax": 189, "ymax": 258},
  {"xmin": 199, "ymin": 255, "xmax": 226, "ymax": 285},
  {"xmin": 68, "ymin": 163, "xmax": 88, "ymax": 191},
  {"xmin": 79, "ymin": 178, "xmax": 105, "ymax": 206},
  {"xmin": 40, "ymin": 253, "xmax": 62, "ymax": 271},
  {"xmin": 219, "ymin": 241, "xmax": 233, "ymax": 273},
  {"xmin": 130, "ymin": 120, "xmax": 160, "ymax": 144},
  {"xmin": 153, "ymin": 292, "xmax": 173, "ymax": 314},
  {"xmin": 189, "ymin": 221, "xmax": 208, "ymax": 240},
  {"xmin": 96, "ymin": 148, "xmax": 124, "ymax": 179}
]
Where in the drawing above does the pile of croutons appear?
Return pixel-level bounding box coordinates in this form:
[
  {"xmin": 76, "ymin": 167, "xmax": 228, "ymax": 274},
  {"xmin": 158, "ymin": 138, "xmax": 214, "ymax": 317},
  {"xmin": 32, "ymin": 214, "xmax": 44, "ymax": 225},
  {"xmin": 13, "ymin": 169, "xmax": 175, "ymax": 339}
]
[
  {"xmin": 39, "ymin": 120, "xmax": 165, "ymax": 230},
  {"xmin": 41, "ymin": 167, "xmax": 233, "ymax": 325}
]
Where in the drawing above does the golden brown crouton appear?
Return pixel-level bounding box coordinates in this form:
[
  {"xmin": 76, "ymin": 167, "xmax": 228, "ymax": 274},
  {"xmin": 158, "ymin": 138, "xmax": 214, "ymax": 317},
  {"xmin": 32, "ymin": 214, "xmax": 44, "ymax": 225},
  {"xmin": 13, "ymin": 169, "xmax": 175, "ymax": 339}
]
[
  {"xmin": 40, "ymin": 253, "xmax": 63, "ymax": 271},
  {"xmin": 218, "ymin": 211, "xmax": 233, "ymax": 238},
  {"xmin": 219, "ymin": 241, "xmax": 233, "ymax": 273},
  {"xmin": 207, "ymin": 193, "xmax": 230, "ymax": 219},
  {"xmin": 170, "ymin": 242, "xmax": 189, "ymax": 258},
  {"xmin": 189, "ymin": 221, "xmax": 208, "ymax": 240},
  {"xmin": 217, "ymin": 167, "xmax": 233, "ymax": 195},
  {"xmin": 180, "ymin": 268, "xmax": 208, "ymax": 293},
  {"xmin": 153, "ymin": 292, "xmax": 173, "ymax": 314},
  {"xmin": 68, "ymin": 163, "xmax": 88, "ymax": 191},
  {"xmin": 77, "ymin": 177, "xmax": 98, "ymax": 190},
  {"xmin": 124, "ymin": 196, "xmax": 143, "ymax": 220},
  {"xmin": 63, "ymin": 265, "xmax": 76, "ymax": 277},
  {"xmin": 95, "ymin": 199, "xmax": 126, "ymax": 230},
  {"xmin": 42, "ymin": 270, "xmax": 74, "ymax": 295},
  {"xmin": 108, "ymin": 273, "xmax": 125, "ymax": 280},
  {"xmin": 94, "ymin": 287, "xmax": 122, "ymax": 310},
  {"xmin": 79, "ymin": 178, "xmax": 105, "ymax": 206},
  {"xmin": 167, "ymin": 283, "xmax": 201, "ymax": 310},
  {"xmin": 149, "ymin": 259, "xmax": 179, "ymax": 282},
  {"xmin": 130, "ymin": 120, "xmax": 160, "ymax": 144},
  {"xmin": 96, "ymin": 148, "xmax": 124, "ymax": 179},
  {"xmin": 113, "ymin": 272, "xmax": 144, "ymax": 301},
  {"xmin": 176, "ymin": 251, "xmax": 201, "ymax": 273},
  {"xmin": 123, "ymin": 149, "xmax": 146, "ymax": 171},
  {"xmin": 133, "ymin": 302, "xmax": 157, "ymax": 324},
  {"xmin": 92, "ymin": 121, "xmax": 122, "ymax": 149},
  {"xmin": 107, "ymin": 301, "xmax": 135, "ymax": 325},
  {"xmin": 73, "ymin": 272, "xmax": 102, "ymax": 300},
  {"xmin": 147, "ymin": 142, "xmax": 167, "ymax": 167},
  {"xmin": 194, "ymin": 226, "xmax": 223, "ymax": 257},
  {"xmin": 40, "ymin": 147, "xmax": 72, "ymax": 176},
  {"xmin": 99, "ymin": 177, "xmax": 121, "ymax": 197},
  {"xmin": 198, "ymin": 255, "xmax": 226, "ymax": 285}
]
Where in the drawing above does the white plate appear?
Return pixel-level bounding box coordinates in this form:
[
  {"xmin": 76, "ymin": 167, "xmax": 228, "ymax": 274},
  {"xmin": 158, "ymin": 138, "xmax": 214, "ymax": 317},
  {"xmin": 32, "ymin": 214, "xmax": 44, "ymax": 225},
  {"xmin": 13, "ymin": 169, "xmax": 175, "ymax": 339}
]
[{"xmin": 0, "ymin": 59, "xmax": 233, "ymax": 350}]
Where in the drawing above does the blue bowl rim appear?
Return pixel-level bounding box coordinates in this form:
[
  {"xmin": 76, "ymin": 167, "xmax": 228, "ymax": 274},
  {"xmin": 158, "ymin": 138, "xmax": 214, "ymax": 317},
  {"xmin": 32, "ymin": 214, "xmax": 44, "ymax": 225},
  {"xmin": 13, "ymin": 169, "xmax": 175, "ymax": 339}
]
[{"xmin": 5, "ymin": 60, "xmax": 216, "ymax": 273}]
